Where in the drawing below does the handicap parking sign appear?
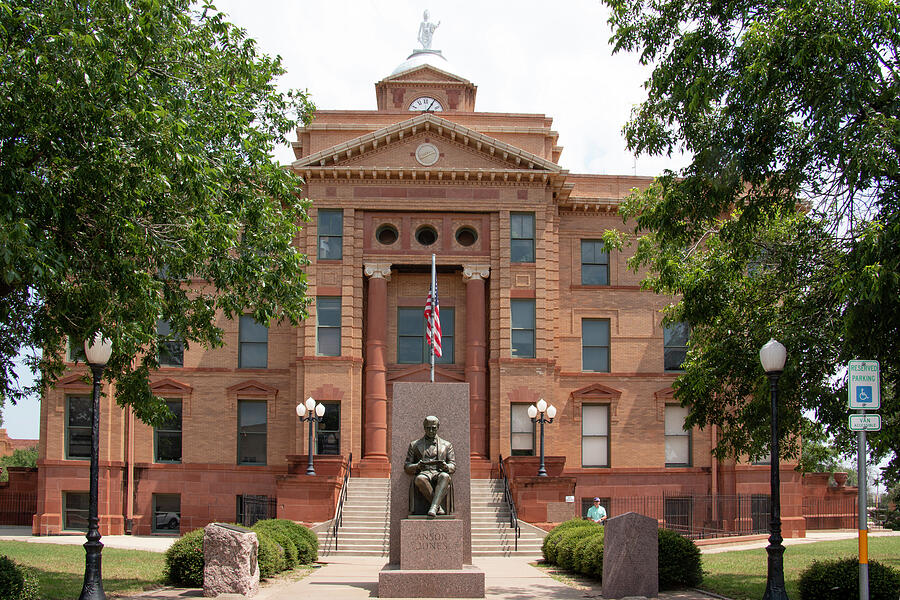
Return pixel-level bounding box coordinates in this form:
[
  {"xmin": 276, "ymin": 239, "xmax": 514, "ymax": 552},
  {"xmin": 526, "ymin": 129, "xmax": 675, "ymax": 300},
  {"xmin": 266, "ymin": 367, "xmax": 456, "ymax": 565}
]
[{"xmin": 856, "ymin": 386, "xmax": 873, "ymax": 404}]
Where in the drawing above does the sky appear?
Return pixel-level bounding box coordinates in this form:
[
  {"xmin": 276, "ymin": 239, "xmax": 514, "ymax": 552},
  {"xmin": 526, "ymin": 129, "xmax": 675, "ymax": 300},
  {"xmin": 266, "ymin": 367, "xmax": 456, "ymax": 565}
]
[{"xmin": 4, "ymin": 0, "xmax": 691, "ymax": 441}]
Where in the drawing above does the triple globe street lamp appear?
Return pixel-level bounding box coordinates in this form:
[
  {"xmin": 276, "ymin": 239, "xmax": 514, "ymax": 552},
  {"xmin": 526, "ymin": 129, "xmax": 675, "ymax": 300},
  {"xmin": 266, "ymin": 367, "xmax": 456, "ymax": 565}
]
[
  {"xmin": 527, "ymin": 398, "xmax": 557, "ymax": 477},
  {"xmin": 759, "ymin": 338, "xmax": 789, "ymax": 600},
  {"xmin": 80, "ymin": 333, "xmax": 113, "ymax": 600},
  {"xmin": 296, "ymin": 397, "xmax": 326, "ymax": 476}
]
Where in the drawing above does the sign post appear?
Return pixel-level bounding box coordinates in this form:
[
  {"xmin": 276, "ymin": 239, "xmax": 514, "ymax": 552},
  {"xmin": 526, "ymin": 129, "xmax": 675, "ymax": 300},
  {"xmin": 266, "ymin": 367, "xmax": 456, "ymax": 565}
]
[{"xmin": 848, "ymin": 360, "xmax": 880, "ymax": 600}]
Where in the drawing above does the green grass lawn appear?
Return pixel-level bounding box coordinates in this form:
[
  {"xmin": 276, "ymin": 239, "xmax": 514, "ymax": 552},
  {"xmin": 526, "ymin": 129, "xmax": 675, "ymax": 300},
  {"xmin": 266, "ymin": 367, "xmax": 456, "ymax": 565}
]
[
  {"xmin": 0, "ymin": 540, "xmax": 166, "ymax": 599},
  {"xmin": 700, "ymin": 536, "xmax": 900, "ymax": 600}
]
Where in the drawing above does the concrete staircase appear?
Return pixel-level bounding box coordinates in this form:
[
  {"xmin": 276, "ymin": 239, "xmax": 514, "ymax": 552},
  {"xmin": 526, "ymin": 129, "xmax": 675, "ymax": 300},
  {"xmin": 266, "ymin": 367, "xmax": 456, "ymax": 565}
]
[
  {"xmin": 318, "ymin": 478, "xmax": 390, "ymax": 557},
  {"xmin": 471, "ymin": 479, "xmax": 545, "ymax": 557},
  {"xmin": 317, "ymin": 478, "xmax": 545, "ymax": 557}
]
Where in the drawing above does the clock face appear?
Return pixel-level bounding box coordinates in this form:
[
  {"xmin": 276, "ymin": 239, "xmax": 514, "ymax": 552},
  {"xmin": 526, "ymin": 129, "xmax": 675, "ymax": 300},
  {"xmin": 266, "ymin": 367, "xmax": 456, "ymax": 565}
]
[
  {"xmin": 409, "ymin": 96, "xmax": 443, "ymax": 112},
  {"xmin": 415, "ymin": 143, "xmax": 440, "ymax": 166}
]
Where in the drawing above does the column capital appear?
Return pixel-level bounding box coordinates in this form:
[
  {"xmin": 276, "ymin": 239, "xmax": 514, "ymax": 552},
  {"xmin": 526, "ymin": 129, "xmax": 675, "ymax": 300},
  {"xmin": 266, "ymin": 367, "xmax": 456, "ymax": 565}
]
[
  {"xmin": 364, "ymin": 262, "xmax": 393, "ymax": 280},
  {"xmin": 462, "ymin": 264, "xmax": 491, "ymax": 281}
]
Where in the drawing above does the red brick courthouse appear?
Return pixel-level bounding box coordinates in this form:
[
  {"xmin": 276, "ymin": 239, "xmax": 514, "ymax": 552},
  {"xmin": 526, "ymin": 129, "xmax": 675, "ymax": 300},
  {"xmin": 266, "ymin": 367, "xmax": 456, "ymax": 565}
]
[{"xmin": 34, "ymin": 41, "xmax": 850, "ymax": 538}]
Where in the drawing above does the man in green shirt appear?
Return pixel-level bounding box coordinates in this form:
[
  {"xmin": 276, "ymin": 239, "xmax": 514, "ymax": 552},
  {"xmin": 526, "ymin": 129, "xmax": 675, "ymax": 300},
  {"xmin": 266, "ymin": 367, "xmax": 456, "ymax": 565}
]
[{"xmin": 587, "ymin": 497, "xmax": 607, "ymax": 523}]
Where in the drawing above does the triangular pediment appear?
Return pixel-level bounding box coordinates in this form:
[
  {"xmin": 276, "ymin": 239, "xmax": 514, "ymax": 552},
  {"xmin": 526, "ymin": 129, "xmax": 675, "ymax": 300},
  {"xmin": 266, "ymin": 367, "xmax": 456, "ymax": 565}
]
[
  {"xmin": 571, "ymin": 382, "xmax": 622, "ymax": 400},
  {"xmin": 227, "ymin": 380, "xmax": 279, "ymax": 397},
  {"xmin": 387, "ymin": 364, "xmax": 466, "ymax": 383},
  {"xmin": 293, "ymin": 113, "xmax": 562, "ymax": 175},
  {"xmin": 150, "ymin": 378, "xmax": 193, "ymax": 395},
  {"xmin": 54, "ymin": 373, "xmax": 91, "ymax": 388},
  {"xmin": 382, "ymin": 64, "xmax": 472, "ymax": 85}
]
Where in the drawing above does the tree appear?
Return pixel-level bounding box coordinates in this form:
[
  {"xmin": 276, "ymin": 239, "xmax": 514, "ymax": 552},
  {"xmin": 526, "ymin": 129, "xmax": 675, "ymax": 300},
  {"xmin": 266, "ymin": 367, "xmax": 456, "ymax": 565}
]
[
  {"xmin": 0, "ymin": 445, "xmax": 38, "ymax": 482},
  {"xmin": 601, "ymin": 0, "xmax": 899, "ymax": 476},
  {"xmin": 0, "ymin": 0, "xmax": 314, "ymax": 424}
]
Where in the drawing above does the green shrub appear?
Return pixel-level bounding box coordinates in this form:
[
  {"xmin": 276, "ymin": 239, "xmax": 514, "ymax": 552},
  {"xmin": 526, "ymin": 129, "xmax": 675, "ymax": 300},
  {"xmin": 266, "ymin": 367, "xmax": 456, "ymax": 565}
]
[
  {"xmin": 798, "ymin": 557, "xmax": 900, "ymax": 600},
  {"xmin": 556, "ymin": 525, "xmax": 603, "ymax": 571},
  {"xmin": 574, "ymin": 530, "xmax": 605, "ymax": 579},
  {"xmin": 164, "ymin": 528, "xmax": 205, "ymax": 587},
  {"xmin": 256, "ymin": 530, "xmax": 286, "ymax": 579},
  {"xmin": 254, "ymin": 519, "xmax": 318, "ymax": 564},
  {"xmin": 883, "ymin": 507, "xmax": 900, "ymax": 531},
  {"xmin": 542, "ymin": 518, "xmax": 595, "ymax": 564},
  {"xmin": 0, "ymin": 556, "xmax": 40, "ymax": 600},
  {"xmin": 657, "ymin": 528, "xmax": 702, "ymax": 589},
  {"xmin": 252, "ymin": 520, "xmax": 298, "ymax": 569}
]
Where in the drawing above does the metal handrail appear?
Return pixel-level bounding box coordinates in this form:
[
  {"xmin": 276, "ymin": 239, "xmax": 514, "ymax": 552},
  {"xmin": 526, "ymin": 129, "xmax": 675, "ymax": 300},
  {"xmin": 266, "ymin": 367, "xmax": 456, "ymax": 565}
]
[
  {"xmin": 498, "ymin": 455, "xmax": 520, "ymax": 551},
  {"xmin": 330, "ymin": 452, "xmax": 352, "ymax": 551}
]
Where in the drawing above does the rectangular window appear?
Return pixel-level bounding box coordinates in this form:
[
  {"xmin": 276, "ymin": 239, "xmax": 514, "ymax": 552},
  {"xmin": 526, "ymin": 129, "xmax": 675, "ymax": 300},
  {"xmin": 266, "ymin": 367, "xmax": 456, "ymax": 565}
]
[
  {"xmin": 316, "ymin": 297, "xmax": 341, "ymax": 356},
  {"xmin": 155, "ymin": 400, "xmax": 182, "ymax": 463},
  {"xmin": 67, "ymin": 337, "xmax": 86, "ymax": 363},
  {"xmin": 239, "ymin": 316, "xmax": 268, "ymax": 368},
  {"xmin": 664, "ymin": 322, "xmax": 690, "ymax": 371},
  {"xmin": 157, "ymin": 319, "xmax": 183, "ymax": 367},
  {"xmin": 316, "ymin": 402, "xmax": 341, "ymax": 455},
  {"xmin": 582, "ymin": 404, "xmax": 609, "ymax": 467},
  {"xmin": 510, "ymin": 212, "xmax": 535, "ymax": 262},
  {"xmin": 582, "ymin": 319, "xmax": 610, "ymax": 372},
  {"xmin": 510, "ymin": 404, "xmax": 535, "ymax": 456},
  {"xmin": 236, "ymin": 494, "xmax": 275, "ymax": 527},
  {"xmin": 63, "ymin": 492, "xmax": 89, "ymax": 531},
  {"xmin": 238, "ymin": 400, "xmax": 267, "ymax": 465},
  {"xmin": 397, "ymin": 307, "xmax": 454, "ymax": 364},
  {"xmin": 664, "ymin": 497, "xmax": 693, "ymax": 533},
  {"xmin": 751, "ymin": 494, "xmax": 771, "ymax": 532},
  {"xmin": 152, "ymin": 494, "xmax": 181, "ymax": 534},
  {"xmin": 66, "ymin": 395, "xmax": 91, "ymax": 460},
  {"xmin": 665, "ymin": 404, "xmax": 691, "ymax": 466},
  {"xmin": 581, "ymin": 240, "xmax": 610, "ymax": 285},
  {"xmin": 318, "ymin": 209, "xmax": 343, "ymax": 260},
  {"xmin": 510, "ymin": 299, "xmax": 535, "ymax": 358}
]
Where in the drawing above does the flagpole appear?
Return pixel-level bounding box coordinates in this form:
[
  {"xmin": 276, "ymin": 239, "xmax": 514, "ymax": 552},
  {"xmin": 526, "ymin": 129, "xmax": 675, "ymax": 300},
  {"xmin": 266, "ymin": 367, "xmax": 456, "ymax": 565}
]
[{"xmin": 430, "ymin": 254, "xmax": 436, "ymax": 382}]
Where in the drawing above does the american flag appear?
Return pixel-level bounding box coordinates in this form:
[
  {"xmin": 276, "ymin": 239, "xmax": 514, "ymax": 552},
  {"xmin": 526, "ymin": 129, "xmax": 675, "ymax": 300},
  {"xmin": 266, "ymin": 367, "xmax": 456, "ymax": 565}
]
[{"xmin": 424, "ymin": 281, "xmax": 442, "ymax": 358}]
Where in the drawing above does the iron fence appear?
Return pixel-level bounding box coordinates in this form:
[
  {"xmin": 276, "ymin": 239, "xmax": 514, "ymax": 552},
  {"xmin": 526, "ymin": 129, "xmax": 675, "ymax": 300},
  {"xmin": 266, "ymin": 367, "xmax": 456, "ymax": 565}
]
[
  {"xmin": 0, "ymin": 491, "xmax": 36, "ymax": 526},
  {"xmin": 237, "ymin": 495, "xmax": 277, "ymax": 527},
  {"xmin": 587, "ymin": 493, "xmax": 857, "ymax": 539}
]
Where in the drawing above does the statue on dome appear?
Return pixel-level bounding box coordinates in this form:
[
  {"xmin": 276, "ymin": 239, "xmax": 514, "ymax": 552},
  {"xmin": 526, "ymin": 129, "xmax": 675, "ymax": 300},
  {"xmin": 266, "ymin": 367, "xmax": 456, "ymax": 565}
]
[{"xmin": 417, "ymin": 10, "xmax": 440, "ymax": 49}]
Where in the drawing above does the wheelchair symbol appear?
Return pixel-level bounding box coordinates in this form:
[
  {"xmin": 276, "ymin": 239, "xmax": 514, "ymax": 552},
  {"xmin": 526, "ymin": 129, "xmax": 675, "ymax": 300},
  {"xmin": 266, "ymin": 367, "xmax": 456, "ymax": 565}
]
[{"xmin": 856, "ymin": 386, "xmax": 873, "ymax": 404}]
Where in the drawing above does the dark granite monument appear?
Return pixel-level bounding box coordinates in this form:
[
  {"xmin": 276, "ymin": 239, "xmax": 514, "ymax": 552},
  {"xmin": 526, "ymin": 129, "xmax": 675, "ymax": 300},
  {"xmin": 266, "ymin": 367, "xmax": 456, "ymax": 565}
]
[
  {"xmin": 378, "ymin": 382, "xmax": 485, "ymax": 598},
  {"xmin": 601, "ymin": 511, "xmax": 659, "ymax": 599}
]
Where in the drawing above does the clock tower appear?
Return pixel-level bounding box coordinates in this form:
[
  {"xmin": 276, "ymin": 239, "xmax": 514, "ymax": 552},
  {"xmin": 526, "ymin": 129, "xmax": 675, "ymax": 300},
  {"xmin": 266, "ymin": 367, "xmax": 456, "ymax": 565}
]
[{"xmin": 374, "ymin": 35, "xmax": 477, "ymax": 113}]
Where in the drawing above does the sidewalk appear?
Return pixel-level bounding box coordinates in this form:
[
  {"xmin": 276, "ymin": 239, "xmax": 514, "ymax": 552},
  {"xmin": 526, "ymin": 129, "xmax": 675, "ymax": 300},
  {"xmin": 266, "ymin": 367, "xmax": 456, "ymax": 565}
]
[{"xmin": 130, "ymin": 555, "xmax": 721, "ymax": 600}]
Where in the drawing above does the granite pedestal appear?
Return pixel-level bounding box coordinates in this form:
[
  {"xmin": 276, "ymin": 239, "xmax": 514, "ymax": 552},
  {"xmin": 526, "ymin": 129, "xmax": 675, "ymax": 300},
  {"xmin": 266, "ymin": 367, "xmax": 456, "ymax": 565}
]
[{"xmin": 378, "ymin": 382, "xmax": 485, "ymax": 598}]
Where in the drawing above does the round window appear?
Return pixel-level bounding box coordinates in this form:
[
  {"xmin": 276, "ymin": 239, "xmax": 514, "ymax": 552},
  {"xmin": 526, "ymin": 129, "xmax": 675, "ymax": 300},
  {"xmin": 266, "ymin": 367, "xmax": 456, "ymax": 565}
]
[
  {"xmin": 455, "ymin": 227, "xmax": 478, "ymax": 247},
  {"xmin": 415, "ymin": 225, "xmax": 438, "ymax": 246},
  {"xmin": 376, "ymin": 224, "xmax": 399, "ymax": 245}
]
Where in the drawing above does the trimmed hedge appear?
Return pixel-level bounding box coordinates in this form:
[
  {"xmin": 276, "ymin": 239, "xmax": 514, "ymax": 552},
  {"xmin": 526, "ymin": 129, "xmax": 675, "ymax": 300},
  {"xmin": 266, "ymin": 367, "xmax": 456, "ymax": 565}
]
[
  {"xmin": 657, "ymin": 527, "xmax": 702, "ymax": 589},
  {"xmin": 540, "ymin": 521, "xmax": 702, "ymax": 591},
  {"xmin": 798, "ymin": 557, "xmax": 900, "ymax": 600},
  {"xmin": 255, "ymin": 531, "xmax": 285, "ymax": 579},
  {"xmin": 541, "ymin": 518, "xmax": 597, "ymax": 564},
  {"xmin": 0, "ymin": 556, "xmax": 40, "ymax": 600},
  {"xmin": 556, "ymin": 525, "xmax": 603, "ymax": 571},
  {"xmin": 574, "ymin": 531, "xmax": 604, "ymax": 578},
  {"xmin": 164, "ymin": 528, "xmax": 205, "ymax": 587},
  {"xmin": 253, "ymin": 519, "xmax": 318, "ymax": 564},
  {"xmin": 252, "ymin": 520, "xmax": 298, "ymax": 569}
]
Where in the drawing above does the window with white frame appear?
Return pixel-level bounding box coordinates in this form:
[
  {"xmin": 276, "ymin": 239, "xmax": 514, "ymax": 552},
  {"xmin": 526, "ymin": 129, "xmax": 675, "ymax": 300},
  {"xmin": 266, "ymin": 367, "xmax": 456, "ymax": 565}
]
[
  {"xmin": 665, "ymin": 404, "xmax": 691, "ymax": 466},
  {"xmin": 582, "ymin": 404, "xmax": 609, "ymax": 467},
  {"xmin": 510, "ymin": 404, "xmax": 535, "ymax": 456}
]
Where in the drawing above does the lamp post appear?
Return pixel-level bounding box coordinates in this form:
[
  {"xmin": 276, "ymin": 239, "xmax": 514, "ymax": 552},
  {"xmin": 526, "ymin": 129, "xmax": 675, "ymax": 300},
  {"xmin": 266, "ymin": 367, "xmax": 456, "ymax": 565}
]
[
  {"xmin": 296, "ymin": 397, "xmax": 325, "ymax": 475},
  {"xmin": 759, "ymin": 338, "xmax": 789, "ymax": 600},
  {"xmin": 527, "ymin": 398, "xmax": 557, "ymax": 477},
  {"xmin": 80, "ymin": 332, "xmax": 112, "ymax": 600}
]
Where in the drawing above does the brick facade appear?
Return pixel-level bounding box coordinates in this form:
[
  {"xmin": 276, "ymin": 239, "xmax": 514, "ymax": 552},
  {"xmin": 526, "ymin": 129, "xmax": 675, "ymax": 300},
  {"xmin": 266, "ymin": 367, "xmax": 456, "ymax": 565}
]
[{"xmin": 34, "ymin": 48, "xmax": 814, "ymax": 538}]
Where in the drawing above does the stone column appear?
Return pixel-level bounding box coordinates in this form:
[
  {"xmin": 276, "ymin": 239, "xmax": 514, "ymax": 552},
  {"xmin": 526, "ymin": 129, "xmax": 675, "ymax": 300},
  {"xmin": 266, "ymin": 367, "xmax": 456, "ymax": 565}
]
[
  {"xmin": 463, "ymin": 264, "xmax": 490, "ymax": 473},
  {"xmin": 361, "ymin": 262, "xmax": 392, "ymax": 477}
]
